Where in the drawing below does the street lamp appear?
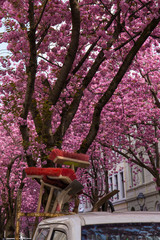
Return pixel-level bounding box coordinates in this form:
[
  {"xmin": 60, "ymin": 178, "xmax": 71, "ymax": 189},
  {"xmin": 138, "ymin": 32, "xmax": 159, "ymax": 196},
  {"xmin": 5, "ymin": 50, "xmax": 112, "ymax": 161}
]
[{"xmin": 137, "ymin": 192, "xmax": 145, "ymax": 211}]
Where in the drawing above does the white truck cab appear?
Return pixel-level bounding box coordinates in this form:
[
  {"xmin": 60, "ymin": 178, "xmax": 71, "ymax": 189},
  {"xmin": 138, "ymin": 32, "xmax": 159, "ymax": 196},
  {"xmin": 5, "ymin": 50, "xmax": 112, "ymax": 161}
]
[{"xmin": 33, "ymin": 211, "xmax": 160, "ymax": 240}]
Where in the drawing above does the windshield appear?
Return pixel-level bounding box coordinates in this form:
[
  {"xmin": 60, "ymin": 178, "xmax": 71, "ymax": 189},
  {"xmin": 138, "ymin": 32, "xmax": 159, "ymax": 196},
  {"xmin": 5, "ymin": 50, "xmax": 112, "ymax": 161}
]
[{"xmin": 81, "ymin": 223, "xmax": 160, "ymax": 240}]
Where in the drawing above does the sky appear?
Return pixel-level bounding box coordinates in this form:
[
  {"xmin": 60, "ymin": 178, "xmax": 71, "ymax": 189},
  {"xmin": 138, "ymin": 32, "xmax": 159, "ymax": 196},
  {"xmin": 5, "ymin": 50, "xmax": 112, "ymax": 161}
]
[{"xmin": 0, "ymin": 25, "xmax": 9, "ymax": 57}]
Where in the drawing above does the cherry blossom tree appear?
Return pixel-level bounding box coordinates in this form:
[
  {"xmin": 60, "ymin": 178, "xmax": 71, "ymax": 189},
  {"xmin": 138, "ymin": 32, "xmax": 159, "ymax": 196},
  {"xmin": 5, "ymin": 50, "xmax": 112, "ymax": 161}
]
[
  {"xmin": 98, "ymin": 45, "xmax": 160, "ymax": 190},
  {"xmin": 0, "ymin": 115, "xmax": 23, "ymax": 237},
  {"xmin": 1, "ymin": 0, "xmax": 160, "ymax": 237},
  {"xmin": 78, "ymin": 45, "xmax": 160, "ymax": 211},
  {"xmin": 0, "ymin": 114, "xmax": 40, "ymax": 237},
  {"xmin": 1, "ymin": 0, "xmax": 160, "ymax": 162}
]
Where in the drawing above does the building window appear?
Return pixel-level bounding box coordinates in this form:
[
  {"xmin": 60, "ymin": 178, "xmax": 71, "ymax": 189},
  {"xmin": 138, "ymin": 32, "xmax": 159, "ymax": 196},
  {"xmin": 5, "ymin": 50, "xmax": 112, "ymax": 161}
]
[
  {"xmin": 109, "ymin": 171, "xmax": 126, "ymax": 202},
  {"xmin": 130, "ymin": 167, "xmax": 133, "ymax": 187},
  {"xmin": 109, "ymin": 177, "xmax": 113, "ymax": 192},
  {"xmin": 131, "ymin": 207, "xmax": 135, "ymax": 211},
  {"xmin": 120, "ymin": 172, "xmax": 125, "ymax": 198},
  {"xmin": 141, "ymin": 167, "xmax": 145, "ymax": 183},
  {"xmin": 114, "ymin": 174, "xmax": 119, "ymax": 199},
  {"xmin": 156, "ymin": 201, "xmax": 160, "ymax": 211}
]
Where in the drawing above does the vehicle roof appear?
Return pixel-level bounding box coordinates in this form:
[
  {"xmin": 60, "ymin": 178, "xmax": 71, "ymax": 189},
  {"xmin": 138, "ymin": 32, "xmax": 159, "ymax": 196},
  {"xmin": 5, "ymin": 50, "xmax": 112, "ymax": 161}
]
[{"xmin": 38, "ymin": 211, "xmax": 160, "ymax": 227}]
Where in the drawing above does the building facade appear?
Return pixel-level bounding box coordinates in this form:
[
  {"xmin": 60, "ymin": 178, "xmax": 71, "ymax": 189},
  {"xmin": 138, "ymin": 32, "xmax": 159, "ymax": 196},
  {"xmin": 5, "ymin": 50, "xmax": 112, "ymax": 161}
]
[{"xmin": 110, "ymin": 161, "xmax": 160, "ymax": 212}]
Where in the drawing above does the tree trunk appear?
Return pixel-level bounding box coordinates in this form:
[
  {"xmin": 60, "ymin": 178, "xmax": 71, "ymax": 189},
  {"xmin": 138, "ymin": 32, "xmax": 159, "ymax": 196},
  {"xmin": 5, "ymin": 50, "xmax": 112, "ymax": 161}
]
[{"xmin": 5, "ymin": 214, "xmax": 15, "ymax": 238}]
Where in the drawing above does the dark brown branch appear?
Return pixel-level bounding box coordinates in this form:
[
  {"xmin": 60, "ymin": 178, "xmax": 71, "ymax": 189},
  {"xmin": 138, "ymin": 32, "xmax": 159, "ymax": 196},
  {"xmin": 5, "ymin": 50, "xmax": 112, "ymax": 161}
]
[
  {"xmin": 20, "ymin": 122, "xmax": 36, "ymax": 167},
  {"xmin": 50, "ymin": 0, "xmax": 80, "ymax": 105},
  {"xmin": 72, "ymin": 39, "xmax": 99, "ymax": 75},
  {"xmin": 74, "ymin": 8, "xmax": 120, "ymax": 67},
  {"xmin": 30, "ymin": 98, "xmax": 43, "ymax": 138},
  {"xmin": 150, "ymin": 91, "xmax": 160, "ymax": 108},
  {"xmin": 41, "ymin": 99, "xmax": 54, "ymax": 147},
  {"xmin": 38, "ymin": 55, "xmax": 62, "ymax": 68},
  {"xmin": 137, "ymin": 0, "xmax": 152, "ymax": 14},
  {"xmin": 146, "ymin": 73, "xmax": 160, "ymax": 108},
  {"xmin": 69, "ymin": 9, "xmax": 120, "ymax": 78},
  {"xmin": 129, "ymin": 1, "xmax": 152, "ymax": 19},
  {"xmin": 144, "ymin": 144, "xmax": 157, "ymax": 171},
  {"xmin": 150, "ymin": 34, "xmax": 160, "ymax": 39},
  {"xmin": 22, "ymin": 0, "xmax": 37, "ymax": 120},
  {"xmin": 52, "ymin": 15, "xmax": 124, "ymax": 146},
  {"xmin": 36, "ymin": 24, "xmax": 50, "ymax": 49},
  {"xmin": 100, "ymin": 0, "xmax": 141, "ymax": 44},
  {"xmin": 52, "ymin": 50, "xmax": 105, "ymax": 146},
  {"xmin": 30, "ymin": 96, "xmax": 54, "ymax": 148},
  {"xmin": 78, "ymin": 16, "xmax": 160, "ymax": 153},
  {"xmin": 114, "ymin": 31, "xmax": 141, "ymax": 51},
  {"xmin": 20, "ymin": 1, "xmax": 38, "ymax": 166},
  {"xmin": 34, "ymin": 0, "xmax": 49, "ymax": 30},
  {"xmin": 100, "ymin": 141, "xmax": 157, "ymax": 178},
  {"xmin": 139, "ymin": 70, "xmax": 160, "ymax": 108}
]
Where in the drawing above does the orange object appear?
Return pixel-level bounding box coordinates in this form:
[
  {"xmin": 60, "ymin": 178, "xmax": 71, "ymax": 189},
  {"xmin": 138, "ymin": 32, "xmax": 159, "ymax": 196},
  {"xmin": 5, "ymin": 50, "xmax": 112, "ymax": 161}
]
[
  {"xmin": 25, "ymin": 167, "xmax": 76, "ymax": 183},
  {"xmin": 49, "ymin": 149, "xmax": 90, "ymax": 169}
]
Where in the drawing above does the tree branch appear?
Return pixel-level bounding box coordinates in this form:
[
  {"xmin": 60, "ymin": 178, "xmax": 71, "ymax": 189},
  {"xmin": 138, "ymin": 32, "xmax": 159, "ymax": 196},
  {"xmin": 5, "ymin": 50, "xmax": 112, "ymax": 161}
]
[
  {"xmin": 114, "ymin": 31, "xmax": 141, "ymax": 51},
  {"xmin": 22, "ymin": 0, "xmax": 37, "ymax": 120},
  {"xmin": 100, "ymin": 141, "xmax": 158, "ymax": 178},
  {"xmin": 38, "ymin": 55, "xmax": 62, "ymax": 68},
  {"xmin": 34, "ymin": 0, "xmax": 49, "ymax": 30},
  {"xmin": 52, "ymin": 50, "xmax": 105, "ymax": 146},
  {"xmin": 52, "ymin": 14, "xmax": 124, "ymax": 146},
  {"xmin": 72, "ymin": 9, "xmax": 120, "ymax": 76},
  {"xmin": 30, "ymin": 98, "xmax": 43, "ymax": 138},
  {"xmin": 139, "ymin": 69, "xmax": 160, "ymax": 108},
  {"xmin": 50, "ymin": 0, "xmax": 80, "ymax": 105},
  {"xmin": 36, "ymin": 24, "xmax": 50, "ymax": 49},
  {"xmin": 78, "ymin": 15, "xmax": 160, "ymax": 153}
]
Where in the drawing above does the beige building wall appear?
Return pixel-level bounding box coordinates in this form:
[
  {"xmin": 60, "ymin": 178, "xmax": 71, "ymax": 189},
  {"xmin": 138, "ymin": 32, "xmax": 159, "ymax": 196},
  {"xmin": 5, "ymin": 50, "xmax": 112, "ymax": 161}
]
[
  {"xmin": 111, "ymin": 161, "xmax": 160, "ymax": 212},
  {"xmin": 126, "ymin": 164, "xmax": 160, "ymax": 211}
]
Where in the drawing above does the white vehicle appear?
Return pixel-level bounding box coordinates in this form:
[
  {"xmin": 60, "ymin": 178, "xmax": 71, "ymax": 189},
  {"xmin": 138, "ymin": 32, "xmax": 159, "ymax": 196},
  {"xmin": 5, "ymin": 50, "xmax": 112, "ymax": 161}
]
[{"xmin": 33, "ymin": 211, "xmax": 160, "ymax": 240}]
